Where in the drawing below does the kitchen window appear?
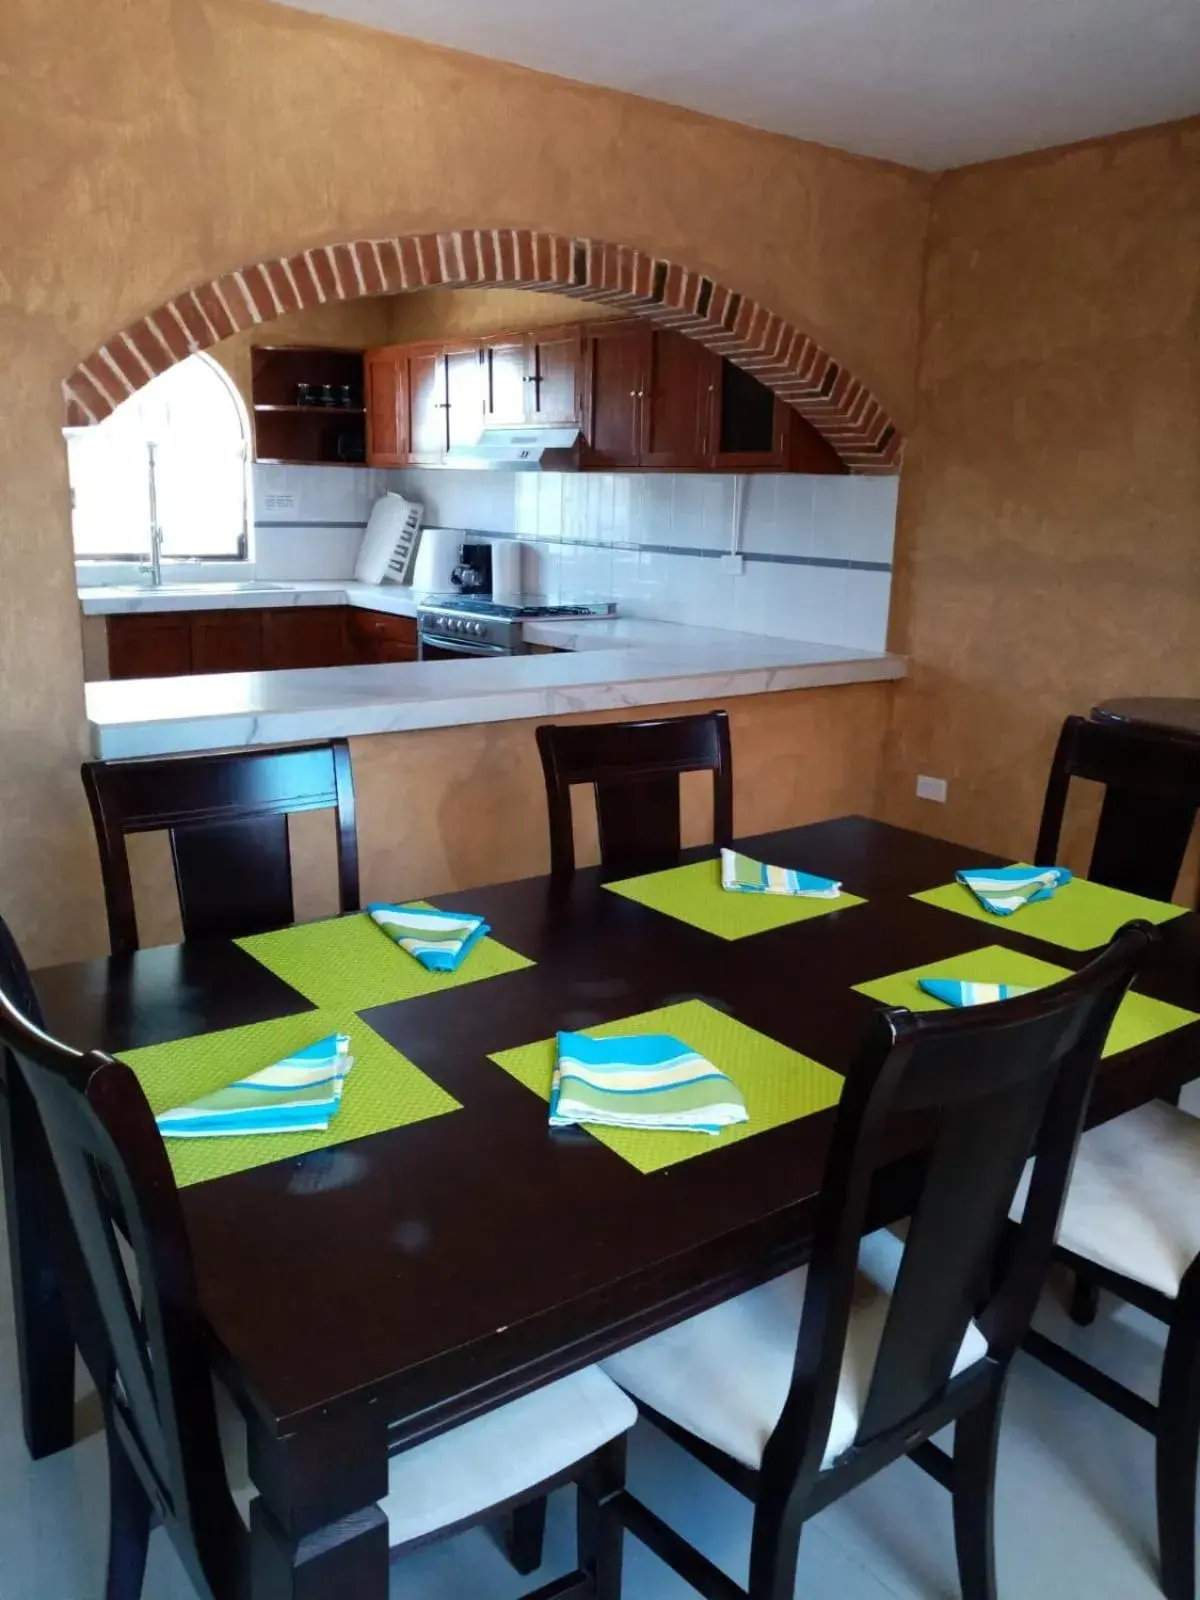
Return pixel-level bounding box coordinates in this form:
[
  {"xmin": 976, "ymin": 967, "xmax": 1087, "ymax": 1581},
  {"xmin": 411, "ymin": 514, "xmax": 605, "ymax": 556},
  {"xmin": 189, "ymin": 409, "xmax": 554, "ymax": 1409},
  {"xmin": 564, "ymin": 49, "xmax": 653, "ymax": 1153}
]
[{"xmin": 66, "ymin": 353, "xmax": 250, "ymax": 563}]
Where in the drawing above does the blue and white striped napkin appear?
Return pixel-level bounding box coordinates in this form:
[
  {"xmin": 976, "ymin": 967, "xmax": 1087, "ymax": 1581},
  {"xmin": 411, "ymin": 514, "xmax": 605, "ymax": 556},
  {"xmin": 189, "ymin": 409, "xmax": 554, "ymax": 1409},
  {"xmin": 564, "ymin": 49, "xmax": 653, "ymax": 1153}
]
[
  {"xmin": 367, "ymin": 903, "xmax": 489, "ymax": 972},
  {"xmin": 156, "ymin": 1033, "xmax": 354, "ymax": 1140},
  {"xmin": 550, "ymin": 1032, "xmax": 749, "ymax": 1136},
  {"xmin": 720, "ymin": 848, "xmax": 841, "ymax": 899},
  {"xmin": 956, "ymin": 865, "xmax": 1072, "ymax": 916},
  {"xmin": 918, "ymin": 979, "xmax": 1036, "ymax": 1007}
]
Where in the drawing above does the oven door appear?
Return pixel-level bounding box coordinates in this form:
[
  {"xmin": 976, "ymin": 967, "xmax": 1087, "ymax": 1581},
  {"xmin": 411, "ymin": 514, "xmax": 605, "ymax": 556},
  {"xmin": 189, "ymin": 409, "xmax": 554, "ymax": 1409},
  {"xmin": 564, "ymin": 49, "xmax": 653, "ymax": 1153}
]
[{"xmin": 418, "ymin": 632, "xmax": 514, "ymax": 661}]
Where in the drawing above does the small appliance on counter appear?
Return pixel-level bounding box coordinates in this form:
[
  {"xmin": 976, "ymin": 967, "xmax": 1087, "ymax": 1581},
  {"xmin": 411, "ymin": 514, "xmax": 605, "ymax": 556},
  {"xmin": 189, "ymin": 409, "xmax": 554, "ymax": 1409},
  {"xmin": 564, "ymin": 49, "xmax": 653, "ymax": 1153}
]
[
  {"xmin": 450, "ymin": 541, "xmax": 493, "ymax": 595},
  {"xmin": 417, "ymin": 597, "xmax": 617, "ymax": 660},
  {"xmin": 354, "ymin": 493, "xmax": 423, "ymax": 585}
]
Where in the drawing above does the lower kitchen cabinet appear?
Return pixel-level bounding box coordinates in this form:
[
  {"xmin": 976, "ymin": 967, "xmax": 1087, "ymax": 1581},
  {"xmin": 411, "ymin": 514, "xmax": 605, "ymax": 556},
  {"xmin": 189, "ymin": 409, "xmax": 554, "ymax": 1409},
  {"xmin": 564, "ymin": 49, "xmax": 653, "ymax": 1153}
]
[
  {"xmin": 105, "ymin": 613, "xmax": 193, "ymax": 679},
  {"xmin": 262, "ymin": 607, "xmax": 350, "ymax": 670},
  {"xmin": 104, "ymin": 604, "xmax": 410, "ymax": 679}
]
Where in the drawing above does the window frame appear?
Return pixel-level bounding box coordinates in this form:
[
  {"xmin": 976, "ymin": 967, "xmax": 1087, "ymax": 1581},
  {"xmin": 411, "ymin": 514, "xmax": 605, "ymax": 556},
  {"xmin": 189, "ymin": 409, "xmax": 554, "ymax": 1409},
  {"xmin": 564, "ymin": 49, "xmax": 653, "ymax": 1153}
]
[{"xmin": 65, "ymin": 352, "xmax": 253, "ymax": 566}]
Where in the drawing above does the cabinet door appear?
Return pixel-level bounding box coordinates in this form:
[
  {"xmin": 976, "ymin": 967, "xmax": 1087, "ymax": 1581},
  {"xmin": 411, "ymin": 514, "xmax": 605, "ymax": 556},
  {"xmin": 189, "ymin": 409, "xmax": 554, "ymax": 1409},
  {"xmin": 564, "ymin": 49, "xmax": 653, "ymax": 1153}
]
[
  {"xmin": 709, "ymin": 358, "xmax": 789, "ymax": 470},
  {"xmin": 190, "ymin": 610, "xmax": 264, "ymax": 674},
  {"xmin": 483, "ymin": 337, "xmax": 531, "ymax": 427},
  {"xmin": 349, "ymin": 610, "xmax": 418, "ymax": 663},
  {"xmin": 407, "ymin": 349, "xmax": 447, "ymax": 463},
  {"xmin": 530, "ymin": 328, "xmax": 581, "ymax": 425},
  {"xmin": 444, "ymin": 347, "xmax": 485, "ymax": 451},
  {"xmin": 640, "ymin": 331, "xmax": 710, "ymax": 468},
  {"xmin": 364, "ymin": 349, "xmax": 407, "ymax": 467},
  {"xmin": 106, "ymin": 614, "xmax": 192, "ymax": 679},
  {"xmin": 261, "ymin": 607, "xmax": 351, "ymax": 670},
  {"xmin": 581, "ymin": 327, "xmax": 649, "ymax": 468}
]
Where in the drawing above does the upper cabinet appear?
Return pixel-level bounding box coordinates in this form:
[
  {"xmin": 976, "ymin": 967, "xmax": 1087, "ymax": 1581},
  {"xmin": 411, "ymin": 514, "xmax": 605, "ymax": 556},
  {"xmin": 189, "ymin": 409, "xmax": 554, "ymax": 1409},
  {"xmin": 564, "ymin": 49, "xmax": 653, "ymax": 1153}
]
[
  {"xmin": 365, "ymin": 321, "xmax": 843, "ymax": 474},
  {"xmin": 251, "ymin": 346, "xmax": 366, "ymax": 466}
]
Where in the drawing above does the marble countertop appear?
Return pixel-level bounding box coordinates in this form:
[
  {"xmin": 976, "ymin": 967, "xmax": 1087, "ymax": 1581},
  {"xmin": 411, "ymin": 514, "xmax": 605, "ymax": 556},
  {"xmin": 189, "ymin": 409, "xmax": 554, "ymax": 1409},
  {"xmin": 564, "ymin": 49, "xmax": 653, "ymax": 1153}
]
[
  {"xmin": 78, "ymin": 579, "xmax": 422, "ymax": 619},
  {"xmin": 85, "ymin": 621, "xmax": 906, "ymax": 759}
]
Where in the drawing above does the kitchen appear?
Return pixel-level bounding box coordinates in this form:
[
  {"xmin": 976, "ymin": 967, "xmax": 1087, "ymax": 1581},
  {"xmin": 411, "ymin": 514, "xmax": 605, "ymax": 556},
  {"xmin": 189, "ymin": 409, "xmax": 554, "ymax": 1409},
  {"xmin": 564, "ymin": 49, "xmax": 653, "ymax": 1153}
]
[{"xmin": 74, "ymin": 283, "xmax": 904, "ymax": 774}]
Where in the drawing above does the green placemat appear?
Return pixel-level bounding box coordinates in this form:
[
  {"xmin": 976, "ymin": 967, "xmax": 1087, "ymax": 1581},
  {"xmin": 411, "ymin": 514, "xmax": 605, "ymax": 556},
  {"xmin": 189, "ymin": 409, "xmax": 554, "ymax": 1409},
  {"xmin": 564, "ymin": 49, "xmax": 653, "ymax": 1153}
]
[
  {"xmin": 914, "ymin": 868, "xmax": 1188, "ymax": 952},
  {"xmin": 122, "ymin": 1008, "xmax": 460, "ymax": 1187},
  {"xmin": 237, "ymin": 907, "xmax": 533, "ymax": 1011},
  {"xmin": 605, "ymin": 858, "xmax": 865, "ymax": 942},
  {"xmin": 489, "ymin": 998, "xmax": 843, "ymax": 1174},
  {"xmin": 854, "ymin": 943, "xmax": 1198, "ymax": 1058}
]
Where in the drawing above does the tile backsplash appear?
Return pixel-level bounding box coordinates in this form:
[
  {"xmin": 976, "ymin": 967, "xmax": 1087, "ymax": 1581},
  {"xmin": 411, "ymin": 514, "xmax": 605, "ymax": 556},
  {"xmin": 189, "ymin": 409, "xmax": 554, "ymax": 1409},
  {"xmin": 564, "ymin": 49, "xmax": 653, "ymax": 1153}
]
[{"xmin": 252, "ymin": 463, "xmax": 898, "ymax": 651}]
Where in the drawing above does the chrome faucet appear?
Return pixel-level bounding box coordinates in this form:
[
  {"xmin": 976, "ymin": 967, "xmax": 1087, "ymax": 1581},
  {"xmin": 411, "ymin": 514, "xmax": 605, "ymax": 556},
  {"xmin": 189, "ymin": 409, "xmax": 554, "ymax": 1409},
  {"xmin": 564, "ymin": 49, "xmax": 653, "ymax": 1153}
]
[{"xmin": 138, "ymin": 440, "xmax": 163, "ymax": 587}]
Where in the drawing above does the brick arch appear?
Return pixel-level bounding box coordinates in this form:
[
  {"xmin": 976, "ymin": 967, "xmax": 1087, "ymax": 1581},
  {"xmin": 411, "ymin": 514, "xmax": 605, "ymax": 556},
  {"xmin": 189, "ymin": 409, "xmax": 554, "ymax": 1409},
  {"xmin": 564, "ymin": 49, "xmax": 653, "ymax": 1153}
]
[{"xmin": 62, "ymin": 229, "xmax": 901, "ymax": 473}]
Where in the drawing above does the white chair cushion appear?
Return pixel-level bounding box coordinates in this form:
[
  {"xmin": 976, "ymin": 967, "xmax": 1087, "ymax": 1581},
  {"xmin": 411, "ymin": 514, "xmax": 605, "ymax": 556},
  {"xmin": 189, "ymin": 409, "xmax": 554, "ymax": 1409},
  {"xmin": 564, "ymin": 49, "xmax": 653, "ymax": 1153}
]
[
  {"xmin": 1012, "ymin": 1099, "xmax": 1200, "ymax": 1299},
  {"xmin": 223, "ymin": 1365, "xmax": 635, "ymax": 1549},
  {"xmin": 601, "ymin": 1226, "xmax": 988, "ymax": 1473}
]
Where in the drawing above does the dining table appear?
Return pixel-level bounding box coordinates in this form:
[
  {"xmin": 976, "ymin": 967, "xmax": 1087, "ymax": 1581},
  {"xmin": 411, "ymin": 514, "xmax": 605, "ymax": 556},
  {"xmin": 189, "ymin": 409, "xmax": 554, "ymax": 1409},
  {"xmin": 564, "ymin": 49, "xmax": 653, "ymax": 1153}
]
[{"xmin": 15, "ymin": 814, "xmax": 1200, "ymax": 1599}]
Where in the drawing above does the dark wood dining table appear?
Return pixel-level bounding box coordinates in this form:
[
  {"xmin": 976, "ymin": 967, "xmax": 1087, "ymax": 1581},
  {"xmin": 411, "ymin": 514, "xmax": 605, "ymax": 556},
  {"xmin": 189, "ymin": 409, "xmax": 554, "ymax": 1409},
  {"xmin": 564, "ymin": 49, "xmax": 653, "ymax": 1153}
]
[{"xmin": 20, "ymin": 815, "xmax": 1200, "ymax": 1598}]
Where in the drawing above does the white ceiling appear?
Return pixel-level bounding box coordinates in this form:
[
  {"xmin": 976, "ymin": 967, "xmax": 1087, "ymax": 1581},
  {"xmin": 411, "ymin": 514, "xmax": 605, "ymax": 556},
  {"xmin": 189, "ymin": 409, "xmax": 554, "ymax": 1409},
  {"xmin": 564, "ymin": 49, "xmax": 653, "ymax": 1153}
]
[{"xmin": 277, "ymin": 0, "xmax": 1200, "ymax": 169}]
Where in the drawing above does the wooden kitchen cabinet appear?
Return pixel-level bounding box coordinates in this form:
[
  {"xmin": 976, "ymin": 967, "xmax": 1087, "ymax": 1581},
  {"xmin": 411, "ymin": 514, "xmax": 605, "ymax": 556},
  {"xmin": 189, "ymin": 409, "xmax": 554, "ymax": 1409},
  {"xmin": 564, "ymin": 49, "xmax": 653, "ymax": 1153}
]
[
  {"xmin": 406, "ymin": 348, "xmax": 446, "ymax": 464},
  {"xmin": 528, "ymin": 328, "xmax": 582, "ymax": 425},
  {"xmin": 482, "ymin": 336, "xmax": 529, "ymax": 427},
  {"xmin": 190, "ymin": 610, "xmax": 265, "ymax": 674},
  {"xmin": 106, "ymin": 614, "xmax": 193, "ymax": 679},
  {"xmin": 581, "ymin": 325, "xmax": 708, "ymax": 470},
  {"xmin": 349, "ymin": 609, "xmax": 418, "ymax": 663},
  {"xmin": 443, "ymin": 346, "xmax": 485, "ymax": 451},
  {"xmin": 364, "ymin": 347, "xmax": 407, "ymax": 467},
  {"xmin": 581, "ymin": 325, "xmax": 648, "ymax": 468},
  {"xmin": 261, "ymin": 607, "xmax": 350, "ymax": 670},
  {"xmin": 707, "ymin": 355, "xmax": 846, "ymax": 474}
]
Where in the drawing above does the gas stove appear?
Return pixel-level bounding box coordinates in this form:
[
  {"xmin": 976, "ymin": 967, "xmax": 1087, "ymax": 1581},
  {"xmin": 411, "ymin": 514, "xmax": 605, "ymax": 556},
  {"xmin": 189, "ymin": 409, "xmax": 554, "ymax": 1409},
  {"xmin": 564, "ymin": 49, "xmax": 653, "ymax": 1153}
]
[{"xmin": 416, "ymin": 596, "xmax": 616, "ymax": 658}]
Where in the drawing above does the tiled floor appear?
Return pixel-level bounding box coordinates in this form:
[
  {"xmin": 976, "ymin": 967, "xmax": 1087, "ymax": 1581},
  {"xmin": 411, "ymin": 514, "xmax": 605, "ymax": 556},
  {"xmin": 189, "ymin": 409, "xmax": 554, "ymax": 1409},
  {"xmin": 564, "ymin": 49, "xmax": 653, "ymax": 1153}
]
[{"xmin": 1, "ymin": 1225, "xmax": 1195, "ymax": 1599}]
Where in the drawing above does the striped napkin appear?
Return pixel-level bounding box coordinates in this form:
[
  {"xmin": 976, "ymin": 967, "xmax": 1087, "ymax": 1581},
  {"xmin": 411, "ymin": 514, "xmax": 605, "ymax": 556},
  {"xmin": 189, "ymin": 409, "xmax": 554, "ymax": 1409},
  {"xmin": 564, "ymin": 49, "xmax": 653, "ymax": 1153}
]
[
  {"xmin": 918, "ymin": 979, "xmax": 1036, "ymax": 1007},
  {"xmin": 368, "ymin": 903, "xmax": 489, "ymax": 972},
  {"xmin": 956, "ymin": 865, "xmax": 1073, "ymax": 916},
  {"xmin": 550, "ymin": 1031, "xmax": 749, "ymax": 1136},
  {"xmin": 721, "ymin": 847, "xmax": 842, "ymax": 899},
  {"xmin": 156, "ymin": 1033, "xmax": 354, "ymax": 1140}
]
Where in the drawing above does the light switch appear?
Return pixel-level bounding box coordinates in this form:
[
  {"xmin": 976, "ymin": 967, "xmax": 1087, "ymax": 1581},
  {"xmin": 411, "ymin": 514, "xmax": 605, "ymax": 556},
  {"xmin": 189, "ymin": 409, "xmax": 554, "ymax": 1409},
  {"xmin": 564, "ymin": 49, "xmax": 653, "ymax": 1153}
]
[{"xmin": 916, "ymin": 774, "xmax": 948, "ymax": 802}]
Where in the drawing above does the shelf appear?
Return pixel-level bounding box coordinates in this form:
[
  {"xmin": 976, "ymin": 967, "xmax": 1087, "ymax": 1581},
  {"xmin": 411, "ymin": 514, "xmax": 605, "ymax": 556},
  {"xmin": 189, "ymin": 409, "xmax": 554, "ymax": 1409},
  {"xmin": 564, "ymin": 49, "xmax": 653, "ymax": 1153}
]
[{"xmin": 253, "ymin": 404, "xmax": 365, "ymax": 415}]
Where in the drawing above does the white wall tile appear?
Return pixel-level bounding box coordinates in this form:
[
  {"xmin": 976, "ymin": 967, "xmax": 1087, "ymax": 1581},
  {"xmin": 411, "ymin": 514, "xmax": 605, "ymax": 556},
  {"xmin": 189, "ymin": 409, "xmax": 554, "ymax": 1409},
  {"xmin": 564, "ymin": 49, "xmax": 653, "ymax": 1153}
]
[
  {"xmin": 738, "ymin": 476, "xmax": 779, "ymax": 554},
  {"xmin": 254, "ymin": 525, "xmax": 363, "ymax": 580},
  {"xmin": 839, "ymin": 569, "xmax": 892, "ymax": 651},
  {"xmin": 513, "ymin": 474, "xmax": 539, "ymax": 538},
  {"xmin": 393, "ymin": 468, "xmax": 517, "ymax": 534},
  {"xmin": 770, "ymin": 476, "xmax": 817, "ymax": 559},
  {"xmin": 636, "ymin": 476, "xmax": 672, "ymax": 546},
  {"xmin": 668, "ymin": 476, "xmax": 709, "ymax": 549}
]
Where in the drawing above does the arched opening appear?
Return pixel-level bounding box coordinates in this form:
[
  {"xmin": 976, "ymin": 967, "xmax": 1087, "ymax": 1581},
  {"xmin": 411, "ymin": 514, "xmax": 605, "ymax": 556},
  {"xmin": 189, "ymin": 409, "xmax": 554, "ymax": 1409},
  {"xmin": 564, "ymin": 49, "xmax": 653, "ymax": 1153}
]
[{"xmin": 62, "ymin": 231, "xmax": 901, "ymax": 474}]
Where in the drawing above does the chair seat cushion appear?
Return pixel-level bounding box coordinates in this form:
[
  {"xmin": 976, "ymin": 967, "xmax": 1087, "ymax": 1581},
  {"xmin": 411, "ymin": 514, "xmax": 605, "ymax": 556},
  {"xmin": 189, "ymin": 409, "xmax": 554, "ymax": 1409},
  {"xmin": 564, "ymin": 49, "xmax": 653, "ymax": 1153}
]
[
  {"xmin": 1013, "ymin": 1100, "xmax": 1200, "ymax": 1299},
  {"xmin": 224, "ymin": 1366, "xmax": 635, "ymax": 1550},
  {"xmin": 602, "ymin": 1226, "xmax": 988, "ymax": 1473}
]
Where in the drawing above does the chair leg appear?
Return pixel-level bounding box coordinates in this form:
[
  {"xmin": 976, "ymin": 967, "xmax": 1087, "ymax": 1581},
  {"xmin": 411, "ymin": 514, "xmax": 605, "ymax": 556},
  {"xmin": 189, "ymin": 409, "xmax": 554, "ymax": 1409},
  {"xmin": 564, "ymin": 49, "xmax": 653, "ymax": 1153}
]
[
  {"xmin": 501, "ymin": 1495, "xmax": 548, "ymax": 1577},
  {"xmin": 104, "ymin": 1421, "xmax": 151, "ymax": 1600},
  {"xmin": 577, "ymin": 1437, "xmax": 626, "ymax": 1600},
  {"xmin": 952, "ymin": 1384, "xmax": 1003, "ymax": 1600},
  {"xmin": 747, "ymin": 1501, "xmax": 804, "ymax": 1600},
  {"xmin": 1156, "ymin": 1319, "xmax": 1200, "ymax": 1600},
  {"xmin": 1069, "ymin": 1274, "xmax": 1101, "ymax": 1327}
]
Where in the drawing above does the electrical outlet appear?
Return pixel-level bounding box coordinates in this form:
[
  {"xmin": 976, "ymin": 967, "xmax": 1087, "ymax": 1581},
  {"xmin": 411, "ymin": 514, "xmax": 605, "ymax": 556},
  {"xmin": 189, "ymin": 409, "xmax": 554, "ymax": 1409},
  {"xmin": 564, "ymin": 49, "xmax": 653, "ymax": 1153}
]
[
  {"xmin": 916, "ymin": 774, "xmax": 948, "ymax": 803},
  {"xmin": 719, "ymin": 553, "xmax": 744, "ymax": 576}
]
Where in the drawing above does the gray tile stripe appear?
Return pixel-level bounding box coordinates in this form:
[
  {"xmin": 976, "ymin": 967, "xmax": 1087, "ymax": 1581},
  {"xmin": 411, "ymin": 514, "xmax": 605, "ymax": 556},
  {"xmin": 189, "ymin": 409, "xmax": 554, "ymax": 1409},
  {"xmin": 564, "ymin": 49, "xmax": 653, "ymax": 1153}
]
[{"xmin": 256, "ymin": 522, "xmax": 891, "ymax": 574}]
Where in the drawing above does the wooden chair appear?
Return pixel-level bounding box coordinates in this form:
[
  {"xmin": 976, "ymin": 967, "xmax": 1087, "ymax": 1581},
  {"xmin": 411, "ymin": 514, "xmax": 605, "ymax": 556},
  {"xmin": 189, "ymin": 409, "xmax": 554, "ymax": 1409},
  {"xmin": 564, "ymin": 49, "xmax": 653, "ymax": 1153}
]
[
  {"xmin": 1019, "ymin": 1102, "xmax": 1200, "ymax": 1600},
  {"xmin": 0, "ymin": 910, "xmax": 81, "ymax": 1460},
  {"xmin": 597, "ymin": 923, "xmax": 1153, "ymax": 1600},
  {"xmin": 81, "ymin": 741, "xmax": 360, "ymax": 955},
  {"xmin": 1036, "ymin": 714, "xmax": 1200, "ymax": 902},
  {"xmin": 0, "ymin": 978, "xmax": 633, "ymax": 1600},
  {"xmin": 535, "ymin": 712, "xmax": 733, "ymax": 876}
]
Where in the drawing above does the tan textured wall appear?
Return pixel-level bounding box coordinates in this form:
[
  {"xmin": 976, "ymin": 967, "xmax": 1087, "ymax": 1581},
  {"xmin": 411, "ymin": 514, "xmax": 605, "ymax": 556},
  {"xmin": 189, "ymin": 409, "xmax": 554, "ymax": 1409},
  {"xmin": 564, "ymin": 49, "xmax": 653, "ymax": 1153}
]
[
  {"xmin": 125, "ymin": 684, "xmax": 893, "ymax": 948},
  {"xmin": 885, "ymin": 118, "xmax": 1200, "ymax": 896},
  {"xmin": 2, "ymin": 0, "xmax": 928, "ymax": 963}
]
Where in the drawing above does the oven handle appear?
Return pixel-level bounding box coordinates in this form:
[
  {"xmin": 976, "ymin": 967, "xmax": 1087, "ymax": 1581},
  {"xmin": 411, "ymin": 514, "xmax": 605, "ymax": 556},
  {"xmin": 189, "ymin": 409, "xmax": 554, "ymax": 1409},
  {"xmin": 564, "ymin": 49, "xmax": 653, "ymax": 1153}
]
[{"xmin": 418, "ymin": 632, "xmax": 515, "ymax": 659}]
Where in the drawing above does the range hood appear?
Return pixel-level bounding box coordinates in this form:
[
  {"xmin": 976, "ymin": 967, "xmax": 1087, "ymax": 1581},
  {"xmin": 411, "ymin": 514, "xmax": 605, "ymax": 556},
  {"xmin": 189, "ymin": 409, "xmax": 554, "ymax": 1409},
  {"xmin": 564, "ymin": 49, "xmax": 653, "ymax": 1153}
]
[{"xmin": 444, "ymin": 424, "xmax": 581, "ymax": 470}]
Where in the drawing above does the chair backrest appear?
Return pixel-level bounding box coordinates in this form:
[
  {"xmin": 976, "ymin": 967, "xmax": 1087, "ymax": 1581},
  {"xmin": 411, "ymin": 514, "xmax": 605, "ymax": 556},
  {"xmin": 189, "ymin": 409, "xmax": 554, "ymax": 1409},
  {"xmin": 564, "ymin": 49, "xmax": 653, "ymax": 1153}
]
[
  {"xmin": 762, "ymin": 921, "xmax": 1153, "ymax": 1498},
  {"xmin": 535, "ymin": 712, "xmax": 733, "ymax": 875},
  {"xmin": 0, "ymin": 981, "xmax": 245, "ymax": 1600},
  {"xmin": 82, "ymin": 740, "xmax": 360, "ymax": 955},
  {"xmin": 1036, "ymin": 715, "xmax": 1200, "ymax": 900}
]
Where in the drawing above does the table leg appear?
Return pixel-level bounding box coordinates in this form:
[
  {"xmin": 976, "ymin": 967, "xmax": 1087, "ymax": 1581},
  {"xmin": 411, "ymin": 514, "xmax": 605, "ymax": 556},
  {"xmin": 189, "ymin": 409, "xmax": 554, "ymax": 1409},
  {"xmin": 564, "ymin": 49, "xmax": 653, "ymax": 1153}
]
[
  {"xmin": 0, "ymin": 1061, "xmax": 77, "ymax": 1459},
  {"xmin": 246, "ymin": 1405, "xmax": 391, "ymax": 1599}
]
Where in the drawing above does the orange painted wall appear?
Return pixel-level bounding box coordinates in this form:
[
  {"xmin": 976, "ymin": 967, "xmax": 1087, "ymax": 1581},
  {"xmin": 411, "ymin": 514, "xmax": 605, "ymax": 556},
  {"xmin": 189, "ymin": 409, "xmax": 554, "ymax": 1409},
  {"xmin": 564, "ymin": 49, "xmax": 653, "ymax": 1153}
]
[{"xmin": 885, "ymin": 117, "xmax": 1200, "ymax": 895}]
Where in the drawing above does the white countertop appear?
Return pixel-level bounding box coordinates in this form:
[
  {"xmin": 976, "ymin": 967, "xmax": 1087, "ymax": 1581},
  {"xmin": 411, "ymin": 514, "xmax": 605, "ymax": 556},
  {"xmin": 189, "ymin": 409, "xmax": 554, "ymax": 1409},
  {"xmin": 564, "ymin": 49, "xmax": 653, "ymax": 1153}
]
[
  {"xmin": 78, "ymin": 579, "xmax": 422, "ymax": 619},
  {"xmin": 85, "ymin": 617, "xmax": 904, "ymax": 760}
]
